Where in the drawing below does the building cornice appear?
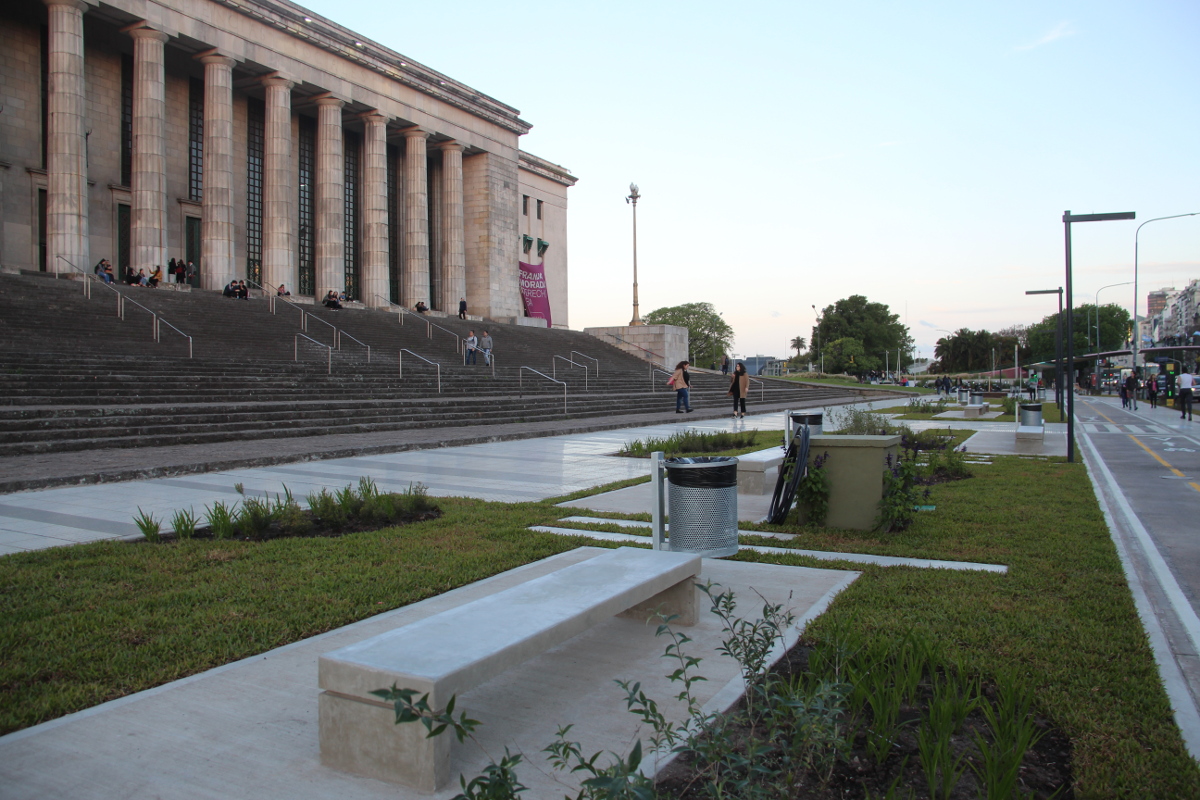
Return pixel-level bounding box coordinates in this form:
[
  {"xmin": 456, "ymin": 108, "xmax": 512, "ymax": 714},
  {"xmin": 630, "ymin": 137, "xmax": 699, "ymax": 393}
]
[
  {"xmin": 518, "ymin": 152, "xmax": 577, "ymax": 187},
  {"xmin": 208, "ymin": 0, "xmax": 533, "ymax": 135}
]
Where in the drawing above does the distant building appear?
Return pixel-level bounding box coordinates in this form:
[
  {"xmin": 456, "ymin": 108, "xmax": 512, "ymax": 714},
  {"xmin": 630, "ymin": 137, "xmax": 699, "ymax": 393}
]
[
  {"xmin": 1147, "ymin": 288, "xmax": 1177, "ymax": 318},
  {"xmin": 1, "ymin": 0, "xmax": 575, "ymax": 325}
]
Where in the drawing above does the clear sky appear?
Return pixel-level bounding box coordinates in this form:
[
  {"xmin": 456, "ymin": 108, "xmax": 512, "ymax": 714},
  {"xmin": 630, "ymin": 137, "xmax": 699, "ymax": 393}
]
[{"xmin": 305, "ymin": 0, "xmax": 1199, "ymax": 362}]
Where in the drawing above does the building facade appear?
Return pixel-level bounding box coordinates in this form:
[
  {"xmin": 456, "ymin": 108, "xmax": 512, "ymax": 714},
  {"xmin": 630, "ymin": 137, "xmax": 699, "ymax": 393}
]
[{"xmin": 0, "ymin": 0, "xmax": 575, "ymax": 324}]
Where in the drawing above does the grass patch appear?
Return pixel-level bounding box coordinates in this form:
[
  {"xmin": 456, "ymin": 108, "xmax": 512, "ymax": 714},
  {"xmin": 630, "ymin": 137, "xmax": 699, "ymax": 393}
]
[
  {"xmin": 1, "ymin": 459, "xmax": 1196, "ymax": 795},
  {"xmin": 781, "ymin": 374, "xmax": 931, "ymax": 393},
  {"xmin": 618, "ymin": 428, "xmax": 783, "ymax": 458}
]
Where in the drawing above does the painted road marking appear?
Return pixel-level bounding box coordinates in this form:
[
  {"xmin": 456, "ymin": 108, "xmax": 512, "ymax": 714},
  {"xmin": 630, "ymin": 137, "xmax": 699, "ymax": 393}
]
[{"xmin": 1085, "ymin": 401, "xmax": 1200, "ymax": 494}]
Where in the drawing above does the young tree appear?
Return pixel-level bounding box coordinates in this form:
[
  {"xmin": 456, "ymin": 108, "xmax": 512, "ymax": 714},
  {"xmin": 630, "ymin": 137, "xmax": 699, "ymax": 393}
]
[
  {"xmin": 645, "ymin": 302, "xmax": 735, "ymax": 366},
  {"xmin": 814, "ymin": 295, "xmax": 913, "ymax": 372}
]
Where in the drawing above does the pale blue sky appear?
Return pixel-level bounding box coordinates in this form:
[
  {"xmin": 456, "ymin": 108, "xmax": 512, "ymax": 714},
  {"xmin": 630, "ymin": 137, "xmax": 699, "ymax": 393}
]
[{"xmin": 305, "ymin": 0, "xmax": 1199, "ymax": 361}]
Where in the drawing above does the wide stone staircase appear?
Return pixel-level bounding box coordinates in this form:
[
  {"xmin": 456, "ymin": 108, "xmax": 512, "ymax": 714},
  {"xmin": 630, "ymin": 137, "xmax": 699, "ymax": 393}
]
[{"xmin": 0, "ymin": 272, "xmax": 866, "ymax": 456}]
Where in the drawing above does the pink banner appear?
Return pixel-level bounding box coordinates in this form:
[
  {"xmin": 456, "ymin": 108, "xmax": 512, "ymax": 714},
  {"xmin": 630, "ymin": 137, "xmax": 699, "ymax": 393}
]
[{"xmin": 518, "ymin": 261, "xmax": 552, "ymax": 326}]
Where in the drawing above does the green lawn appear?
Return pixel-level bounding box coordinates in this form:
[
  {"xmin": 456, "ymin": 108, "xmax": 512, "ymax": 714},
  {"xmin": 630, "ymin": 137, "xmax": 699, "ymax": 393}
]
[
  {"xmin": 878, "ymin": 403, "xmax": 1069, "ymax": 424},
  {"xmin": 1, "ymin": 458, "xmax": 1196, "ymax": 797}
]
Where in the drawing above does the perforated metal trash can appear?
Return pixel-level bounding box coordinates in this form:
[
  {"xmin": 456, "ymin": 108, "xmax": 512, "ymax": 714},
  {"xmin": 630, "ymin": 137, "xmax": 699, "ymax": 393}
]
[
  {"xmin": 665, "ymin": 456, "xmax": 739, "ymax": 558},
  {"xmin": 790, "ymin": 412, "xmax": 823, "ymax": 436},
  {"xmin": 1019, "ymin": 404, "xmax": 1043, "ymax": 427}
]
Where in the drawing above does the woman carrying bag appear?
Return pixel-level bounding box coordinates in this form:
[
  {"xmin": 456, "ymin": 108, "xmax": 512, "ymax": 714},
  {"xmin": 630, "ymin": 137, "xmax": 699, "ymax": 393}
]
[
  {"xmin": 668, "ymin": 360, "xmax": 693, "ymax": 413},
  {"xmin": 728, "ymin": 362, "xmax": 749, "ymax": 418}
]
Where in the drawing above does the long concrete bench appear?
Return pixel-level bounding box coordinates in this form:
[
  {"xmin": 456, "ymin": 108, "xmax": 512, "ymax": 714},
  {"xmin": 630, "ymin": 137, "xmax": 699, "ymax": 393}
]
[
  {"xmin": 736, "ymin": 448, "xmax": 785, "ymax": 495},
  {"xmin": 317, "ymin": 546, "xmax": 702, "ymax": 790}
]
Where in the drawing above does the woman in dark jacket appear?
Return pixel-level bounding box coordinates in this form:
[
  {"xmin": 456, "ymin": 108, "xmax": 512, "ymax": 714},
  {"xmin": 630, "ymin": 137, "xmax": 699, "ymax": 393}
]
[{"xmin": 728, "ymin": 362, "xmax": 749, "ymax": 418}]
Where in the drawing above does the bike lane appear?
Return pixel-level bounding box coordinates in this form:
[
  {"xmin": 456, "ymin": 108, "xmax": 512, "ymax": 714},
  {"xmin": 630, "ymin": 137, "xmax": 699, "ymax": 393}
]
[{"xmin": 1076, "ymin": 394, "xmax": 1200, "ymax": 759}]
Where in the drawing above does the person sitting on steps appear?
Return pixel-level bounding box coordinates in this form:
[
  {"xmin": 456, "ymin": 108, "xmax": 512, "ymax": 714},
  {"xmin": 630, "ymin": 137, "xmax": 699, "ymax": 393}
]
[
  {"xmin": 414, "ymin": 301, "xmax": 428, "ymax": 314},
  {"xmin": 324, "ymin": 290, "xmax": 342, "ymax": 309}
]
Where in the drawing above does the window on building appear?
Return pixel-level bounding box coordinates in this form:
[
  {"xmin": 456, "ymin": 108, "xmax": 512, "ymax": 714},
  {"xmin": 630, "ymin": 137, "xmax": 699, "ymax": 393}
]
[
  {"xmin": 40, "ymin": 26, "xmax": 48, "ymax": 169},
  {"xmin": 117, "ymin": 203, "xmax": 131, "ymax": 273},
  {"xmin": 522, "ymin": 195, "xmax": 529, "ymax": 216},
  {"xmin": 343, "ymin": 130, "xmax": 360, "ymax": 301},
  {"xmin": 536, "ymin": 199, "xmax": 543, "ymax": 220},
  {"xmin": 245, "ymin": 98, "xmax": 265, "ymax": 285},
  {"xmin": 297, "ymin": 116, "xmax": 316, "ymax": 296},
  {"xmin": 188, "ymin": 78, "xmax": 204, "ymax": 201},
  {"xmin": 121, "ymin": 54, "xmax": 133, "ymax": 187},
  {"xmin": 387, "ymin": 143, "xmax": 400, "ymax": 304}
]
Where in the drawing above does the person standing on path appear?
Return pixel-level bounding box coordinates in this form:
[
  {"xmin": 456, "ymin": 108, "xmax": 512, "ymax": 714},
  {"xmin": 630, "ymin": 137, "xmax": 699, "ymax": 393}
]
[
  {"xmin": 669, "ymin": 360, "xmax": 694, "ymax": 413},
  {"xmin": 1124, "ymin": 373, "xmax": 1138, "ymax": 410},
  {"xmin": 1179, "ymin": 368, "xmax": 1195, "ymax": 421},
  {"xmin": 479, "ymin": 331, "xmax": 493, "ymax": 366},
  {"xmin": 1147, "ymin": 373, "xmax": 1159, "ymax": 409},
  {"xmin": 458, "ymin": 297, "xmax": 467, "ymax": 320},
  {"xmin": 465, "ymin": 330, "xmax": 478, "ymax": 365},
  {"xmin": 728, "ymin": 362, "xmax": 749, "ymax": 418},
  {"xmin": 721, "ymin": 355, "xmax": 729, "ymax": 376}
]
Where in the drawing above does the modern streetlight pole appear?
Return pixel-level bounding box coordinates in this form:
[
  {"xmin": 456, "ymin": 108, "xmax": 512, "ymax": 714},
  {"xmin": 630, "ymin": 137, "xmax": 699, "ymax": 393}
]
[
  {"xmin": 626, "ymin": 183, "xmax": 643, "ymax": 326},
  {"xmin": 1063, "ymin": 210, "xmax": 1137, "ymax": 463},
  {"xmin": 1133, "ymin": 213, "xmax": 1200, "ymax": 408},
  {"xmin": 811, "ymin": 304, "xmax": 823, "ymax": 374},
  {"xmin": 1092, "ymin": 280, "xmax": 1133, "ymax": 351},
  {"xmin": 1025, "ymin": 288, "xmax": 1063, "ymax": 411}
]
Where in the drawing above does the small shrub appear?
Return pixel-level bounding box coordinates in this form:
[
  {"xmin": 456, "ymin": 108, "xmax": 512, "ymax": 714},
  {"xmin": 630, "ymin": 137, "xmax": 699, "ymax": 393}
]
[
  {"xmin": 133, "ymin": 508, "xmax": 161, "ymax": 543},
  {"xmin": 170, "ymin": 507, "xmax": 198, "ymax": 540},
  {"xmin": 877, "ymin": 451, "xmax": 920, "ymax": 533},
  {"xmin": 334, "ymin": 484, "xmax": 364, "ymax": 518},
  {"xmin": 306, "ymin": 488, "xmax": 347, "ymax": 530},
  {"xmin": 621, "ymin": 429, "xmax": 762, "ymax": 457},
  {"xmin": 276, "ymin": 501, "xmax": 312, "ymax": 536},
  {"xmin": 236, "ymin": 495, "xmax": 276, "ymax": 539},
  {"xmin": 205, "ymin": 501, "xmax": 237, "ymax": 540},
  {"xmin": 795, "ymin": 452, "xmax": 831, "ymax": 526}
]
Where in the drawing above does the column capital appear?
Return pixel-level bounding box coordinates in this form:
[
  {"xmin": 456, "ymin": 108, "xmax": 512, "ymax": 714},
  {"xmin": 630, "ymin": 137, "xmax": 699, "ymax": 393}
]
[
  {"xmin": 359, "ymin": 110, "xmax": 389, "ymax": 126},
  {"xmin": 261, "ymin": 73, "xmax": 294, "ymax": 91},
  {"xmin": 438, "ymin": 140, "xmax": 464, "ymax": 153},
  {"xmin": 312, "ymin": 93, "xmax": 345, "ymax": 109},
  {"xmin": 402, "ymin": 127, "xmax": 429, "ymax": 140},
  {"xmin": 42, "ymin": 0, "xmax": 91, "ymax": 12},
  {"xmin": 122, "ymin": 22, "xmax": 169, "ymax": 43},
  {"xmin": 195, "ymin": 49, "xmax": 236, "ymax": 69}
]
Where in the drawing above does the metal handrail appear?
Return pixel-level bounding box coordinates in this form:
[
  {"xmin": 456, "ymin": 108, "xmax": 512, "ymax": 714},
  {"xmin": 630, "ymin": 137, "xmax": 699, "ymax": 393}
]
[
  {"xmin": 651, "ymin": 365, "xmax": 673, "ymax": 392},
  {"xmin": 570, "ymin": 351, "xmax": 599, "ymax": 377},
  {"xmin": 520, "ymin": 366, "xmax": 567, "ymax": 414},
  {"xmin": 60, "ymin": 258, "xmax": 193, "ymax": 356},
  {"xmin": 592, "ymin": 330, "xmax": 664, "ymax": 362},
  {"xmin": 246, "ymin": 278, "xmax": 305, "ymax": 323},
  {"xmin": 399, "ymin": 349, "xmax": 441, "ymax": 393},
  {"xmin": 552, "ymin": 355, "xmax": 588, "ymax": 390},
  {"xmin": 428, "ymin": 320, "xmax": 461, "ymax": 353},
  {"xmin": 337, "ymin": 330, "xmax": 371, "ymax": 362},
  {"xmin": 55, "ymin": 255, "xmax": 102, "ymax": 299},
  {"xmin": 295, "ymin": 333, "xmax": 332, "ymax": 374},
  {"xmin": 158, "ymin": 319, "xmax": 194, "ymax": 358},
  {"xmin": 372, "ymin": 294, "xmax": 408, "ymax": 326},
  {"xmin": 748, "ymin": 376, "xmax": 765, "ymax": 401},
  {"xmin": 304, "ymin": 311, "xmax": 337, "ymax": 341}
]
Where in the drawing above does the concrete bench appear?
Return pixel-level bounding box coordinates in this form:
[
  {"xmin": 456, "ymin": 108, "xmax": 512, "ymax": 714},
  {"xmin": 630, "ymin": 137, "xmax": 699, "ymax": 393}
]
[
  {"xmin": 317, "ymin": 546, "xmax": 702, "ymax": 790},
  {"xmin": 963, "ymin": 404, "xmax": 986, "ymax": 418},
  {"xmin": 1016, "ymin": 425, "xmax": 1045, "ymax": 441},
  {"xmin": 736, "ymin": 448, "xmax": 785, "ymax": 495}
]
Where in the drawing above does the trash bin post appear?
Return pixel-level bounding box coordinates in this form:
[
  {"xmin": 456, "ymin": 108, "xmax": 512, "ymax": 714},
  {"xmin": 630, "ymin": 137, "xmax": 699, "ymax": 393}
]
[{"xmin": 651, "ymin": 451, "xmax": 666, "ymax": 551}]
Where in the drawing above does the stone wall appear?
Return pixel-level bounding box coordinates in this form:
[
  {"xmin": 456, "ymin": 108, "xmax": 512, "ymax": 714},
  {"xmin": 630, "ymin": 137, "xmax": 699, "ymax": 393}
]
[{"xmin": 584, "ymin": 325, "xmax": 688, "ymax": 369}]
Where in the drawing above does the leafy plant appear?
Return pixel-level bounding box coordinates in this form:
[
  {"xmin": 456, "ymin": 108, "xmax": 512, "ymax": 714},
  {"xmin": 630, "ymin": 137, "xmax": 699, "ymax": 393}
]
[
  {"xmin": 205, "ymin": 501, "xmax": 237, "ymax": 540},
  {"xmin": 971, "ymin": 680, "xmax": 1048, "ymax": 799},
  {"xmin": 169, "ymin": 507, "xmax": 198, "ymax": 540},
  {"xmin": 876, "ymin": 451, "xmax": 920, "ymax": 532},
  {"xmin": 236, "ymin": 495, "xmax": 276, "ymax": 538},
  {"xmin": 306, "ymin": 488, "xmax": 346, "ymax": 530},
  {"xmin": 621, "ymin": 429, "xmax": 764, "ymax": 458},
  {"xmin": 133, "ymin": 508, "xmax": 161, "ymax": 543},
  {"xmin": 794, "ymin": 451, "xmax": 830, "ymax": 526}
]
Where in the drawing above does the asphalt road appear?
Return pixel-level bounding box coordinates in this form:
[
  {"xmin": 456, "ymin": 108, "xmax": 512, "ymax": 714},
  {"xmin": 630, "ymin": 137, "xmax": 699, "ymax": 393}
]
[{"xmin": 1076, "ymin": 394, "xmax": 1200, "ymax": 758}]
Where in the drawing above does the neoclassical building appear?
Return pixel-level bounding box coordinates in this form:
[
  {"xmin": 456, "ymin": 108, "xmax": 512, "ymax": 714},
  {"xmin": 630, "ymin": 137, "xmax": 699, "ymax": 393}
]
[{"xmin": 0, "ymin": 0, "xmax": 575, "ymax": 324}]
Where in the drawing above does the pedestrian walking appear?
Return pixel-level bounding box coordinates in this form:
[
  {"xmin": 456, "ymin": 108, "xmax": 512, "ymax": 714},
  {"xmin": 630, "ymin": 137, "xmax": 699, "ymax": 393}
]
[
  {"xmin": 728, "ymin": 361, "xmax": 749, "ymax": 418},
  {"xmin": 458, "ymin": 297, "xmax": 467, "ymax": 320},
  {"xmin": 721, "ymin": 355, "xmax": 729, "ymax": 376},
  {"xmin": 668, "ymin": 360, "xmax": 693, "ymax": 413},
  {"xmin": 479, "ymin": 331, "xmax": 493, "ymax": 366},
  {"xmin": 1179, "ymin": 368, "xmax": 1195, "ymax": 421},
  {"xmin": 1124, "ymin": 373, "xmax": 1138, "ymax": 410},
  {"xmin": 465, "ymin": 330, "xmax": 478, "ymax": 365},
  {"xmin": 1147, "ymin": 374, "xmax": 1159, "ymax": 409}
]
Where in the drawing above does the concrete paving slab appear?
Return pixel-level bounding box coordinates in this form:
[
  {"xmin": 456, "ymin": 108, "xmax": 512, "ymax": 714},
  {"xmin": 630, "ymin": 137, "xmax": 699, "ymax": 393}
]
[
  {"xmin": 960, "ymin": 429, "xmax": 1067, "ymax": 457},
  {"xmin": 0, "ymin": 548, "xmax": 858, "ymax": 800}
]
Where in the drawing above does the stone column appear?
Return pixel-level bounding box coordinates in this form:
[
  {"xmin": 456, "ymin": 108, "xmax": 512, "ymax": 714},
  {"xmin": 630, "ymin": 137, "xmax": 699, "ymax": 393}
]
[
  {"xmin": 314, "ymin": 95, "xmax": 344, "ymax": 295},
  {"xmin": 360, "ymin": 112, "xmax": 389, "ymax": 307},
  {"xmin": 402, "ymin": 128, "xmax": 429, "ymax": 307},
  {"xmin": 262, "ymin": 75, "xmax": 295, "ymax": 294},
  {"xmin": 43, "ymin": 0, "xmax": 89, "ymax": 274},
  {"xmin": 439, "ymin": 141, "xmax": 465, "ymax": 314},
  {"xmin": 197, "ymin": 52, "xmax": 235, "ymax": 291},
  {"xmin": 129, "ymin": 25, "xmax": 169, "ymax": 275}
]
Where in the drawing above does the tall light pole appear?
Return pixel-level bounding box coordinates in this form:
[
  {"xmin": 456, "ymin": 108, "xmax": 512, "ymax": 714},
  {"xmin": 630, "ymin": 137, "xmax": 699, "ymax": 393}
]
[
  {"xmin": 811, "ymin": 304, "xmax": 823, "ymax": 374},
  {"xmin": 1026, "ymin": 288, "xmax": 1063, "ymax": 411},
  {"xmin": 1134, "ymin": 213, "xmax": 1199, "ymax": 408},
  {"xmin": 1064, "ymin": 210, "xmax": 1137, "ymax": 463},
  {"xmin": 626, "ymin": 184, "xmax": 643, "ymax": 326}
]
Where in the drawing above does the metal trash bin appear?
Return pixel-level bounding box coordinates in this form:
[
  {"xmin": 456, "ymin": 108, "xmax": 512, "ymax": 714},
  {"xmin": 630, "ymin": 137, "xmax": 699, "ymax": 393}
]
[
  {"xmin": 1037, "ymin": 387, "xmax": 1047, "ymax": 401},
  {"xmin": 665, "ymin": 456, "xmax": 739, "ymax": 558},
  {"xmin": 968, "ymin": 391, "xmax": 984, "ymax": 406},
  {"xmin": 957, "ymin": 388, "xmax": 969, "ymax": 404},
  {"xmin": 789, "ymin": 411, "xmax": 823, "ymax": 437},
  {"xmin": 1019, "ymin": 403, "xmax": 1043, "ymax": 427}
]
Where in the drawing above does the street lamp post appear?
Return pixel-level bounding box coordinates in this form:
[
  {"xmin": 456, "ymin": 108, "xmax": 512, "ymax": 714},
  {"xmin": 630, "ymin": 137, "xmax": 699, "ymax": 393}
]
[
  {"xmin": 1092, "ymin": 280, "xmax": 1133, "ymax": 351},
  {"xmin": 1064, "ymin": 210, "xmax": 1137, "ymax": 463},
  {"xmin": 626, "ymin": 183, "xmax": 643, "ymax": 326},
  {"xmin": 1134, "ymin": 213, "xmax": 1200, "ymax": 407},
  {"xmin": 1025, "ymin": 288, "xmax": 1063, "ymax": 411},
  {"xmin": 811, "ymin": 304, "xmax": 823, "ymax": 374}
]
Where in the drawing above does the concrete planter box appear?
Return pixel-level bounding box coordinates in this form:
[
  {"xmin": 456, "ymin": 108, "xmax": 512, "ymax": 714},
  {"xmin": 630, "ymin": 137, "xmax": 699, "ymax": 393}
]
[{"xmin": 796, "ymin": 434, "xmax": 902, "ymax": 530}]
